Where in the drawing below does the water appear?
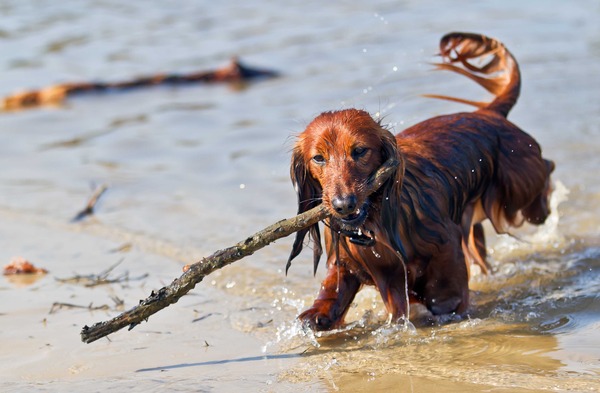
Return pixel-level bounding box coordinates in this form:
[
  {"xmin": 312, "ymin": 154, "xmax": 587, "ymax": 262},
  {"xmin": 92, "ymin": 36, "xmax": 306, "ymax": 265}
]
[{"xmin": 1, "ymin": 0, "xmax": 599, "ymax": 391}]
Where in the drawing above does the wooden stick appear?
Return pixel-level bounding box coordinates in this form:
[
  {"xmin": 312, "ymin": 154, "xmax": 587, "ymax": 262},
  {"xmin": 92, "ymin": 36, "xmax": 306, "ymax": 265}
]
[
  {"xmin": 80, "ymin": 158, "xmax": 398, "ymax": 344},
  {"xmin": 2, "ymin": 58, "xmax": 278, "ymax": 111},
  {"xmin": 71, "ymin": 184, "xmax": 108, "ymax": 222}
]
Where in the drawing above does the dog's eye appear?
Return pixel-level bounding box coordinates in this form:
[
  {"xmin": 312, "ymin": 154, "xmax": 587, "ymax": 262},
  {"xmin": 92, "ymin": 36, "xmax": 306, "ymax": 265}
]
[
  {"xmin": 352, "ymin": 147, "xmax": 368, "ymax": 159},
  {"xmin": 312, "ymin": 154, "xmax": 326, "ymax": 165}
]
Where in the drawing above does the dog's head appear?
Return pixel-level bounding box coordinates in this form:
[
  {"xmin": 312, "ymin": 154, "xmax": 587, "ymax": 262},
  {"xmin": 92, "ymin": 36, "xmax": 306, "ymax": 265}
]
[{"xmin": 287, "ymin": 109, "xmax": 402, "ymax": 273}]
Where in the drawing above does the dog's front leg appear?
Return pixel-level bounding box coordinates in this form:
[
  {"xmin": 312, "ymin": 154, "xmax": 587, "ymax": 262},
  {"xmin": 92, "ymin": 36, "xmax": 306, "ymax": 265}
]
[
  {"xmin": 424, "ymin": 224, "xmax": 470, "ymax": 316},
  {"xmin": 298, "ymin": 260, "xmax": 361, "ymax": 331}
]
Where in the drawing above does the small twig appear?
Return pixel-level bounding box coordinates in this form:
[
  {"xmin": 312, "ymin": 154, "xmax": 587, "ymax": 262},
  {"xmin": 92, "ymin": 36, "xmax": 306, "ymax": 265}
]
[
  {"xmin": 80, "ymin": 159, "xmax": 398, "ymax": 344},
  {"xmin": 94, "ymin": 259, "xmax": 123, "ymax": 280},
  {"xmin": 50, "ymin": 296, "xmax": 125, "ymax": 314},
  {"xmin": 49, "ymin": 302, "xmax": 110, "ymax": 314},
  {"xmin": 192, "ymin": 312, "xmax": 217, "ymax": 323},
  {"xmin": 56, "ymin": 259, "xmax": 148, "ymax": 287},
  {"xmin": 110, "ymin": 296, "xmax": 125, "ymax": 311},
  {"xmin": 71, "ymin": 184, "xmax": 108, "ymax": 222}
]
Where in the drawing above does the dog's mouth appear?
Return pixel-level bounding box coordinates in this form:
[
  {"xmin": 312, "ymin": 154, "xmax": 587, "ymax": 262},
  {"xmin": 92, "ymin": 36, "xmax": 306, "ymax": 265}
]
[
  {"xmin": 333, "ymin": 203, "xmax": 376, "ymax": 246},
  {"xmin": 337, "ymin": 202, "xmax": 369, "ymax": 228}
]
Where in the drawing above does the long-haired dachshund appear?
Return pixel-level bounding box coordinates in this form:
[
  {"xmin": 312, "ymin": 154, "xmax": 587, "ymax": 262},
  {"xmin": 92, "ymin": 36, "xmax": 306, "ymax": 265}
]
[{"xmin": 288, "ymin": 32, "xmax": 555, "ymax": 331}]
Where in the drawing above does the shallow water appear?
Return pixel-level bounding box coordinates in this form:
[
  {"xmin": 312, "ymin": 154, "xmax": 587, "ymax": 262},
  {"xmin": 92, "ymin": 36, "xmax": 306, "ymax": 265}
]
[{"xmin": 1, "ymin": 0, "xmax": 599, "ymax": 392}]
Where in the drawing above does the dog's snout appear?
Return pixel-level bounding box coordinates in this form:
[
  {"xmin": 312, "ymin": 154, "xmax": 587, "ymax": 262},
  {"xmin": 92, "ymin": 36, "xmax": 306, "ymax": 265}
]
[{"xmin": 331, "ymin": 194, "xmax": 358, "ymax": 216}]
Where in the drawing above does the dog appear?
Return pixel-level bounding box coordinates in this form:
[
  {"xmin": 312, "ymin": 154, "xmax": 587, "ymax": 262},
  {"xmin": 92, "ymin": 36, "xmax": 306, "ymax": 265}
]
[{"xmin": 287, "ymin": 32, "xmax": 555, "ymax": 331}]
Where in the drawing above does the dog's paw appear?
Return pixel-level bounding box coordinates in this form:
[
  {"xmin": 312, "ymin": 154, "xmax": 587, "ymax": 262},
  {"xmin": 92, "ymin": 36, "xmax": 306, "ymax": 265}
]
[
  {"xmin": 409, "ymin": 302, "xmax": 438, "ymax": 327},
  {"xmin": 298, "ymin": 307, "xmax": 337, "ymax": 331},
  {"xmin": 427, "ymin": 296, "xmax": 462, "ymax": 316}
]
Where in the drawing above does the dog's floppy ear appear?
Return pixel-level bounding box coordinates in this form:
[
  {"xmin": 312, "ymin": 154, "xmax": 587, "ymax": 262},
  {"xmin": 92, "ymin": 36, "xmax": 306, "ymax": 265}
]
[
  {"xmin": 380, "ymin": 128, "xmax": 400, "ymax": 167},
  {"xmin": 286, "ymin": 147, "xmax": 323, "ymax": 275},
  {"xmin": 378, "ymin": 129, "xmax": 407, "ymax": 261}
]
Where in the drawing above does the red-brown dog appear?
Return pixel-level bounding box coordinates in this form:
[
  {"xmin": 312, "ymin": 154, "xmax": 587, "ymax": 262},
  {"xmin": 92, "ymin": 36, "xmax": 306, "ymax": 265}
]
[{"xmin": 288, "ymin": 32, "xmax": 555, "ymax": 331}]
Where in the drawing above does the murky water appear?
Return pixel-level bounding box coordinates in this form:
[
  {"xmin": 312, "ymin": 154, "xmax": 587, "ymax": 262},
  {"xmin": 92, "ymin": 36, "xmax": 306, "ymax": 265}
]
[{"xmin": 1, "ymin": 0, "xmax": 599, "ymax": 391}]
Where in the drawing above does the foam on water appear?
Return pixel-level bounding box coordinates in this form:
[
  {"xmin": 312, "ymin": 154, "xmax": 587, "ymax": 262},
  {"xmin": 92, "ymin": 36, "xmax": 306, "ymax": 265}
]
[{"xmin": 489, "ymin": 180, "xmax": 570, "ymax": 257}]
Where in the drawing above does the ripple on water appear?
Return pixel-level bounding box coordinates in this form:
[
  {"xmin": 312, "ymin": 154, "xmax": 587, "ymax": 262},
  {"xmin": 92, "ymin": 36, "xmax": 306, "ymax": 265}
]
[{"xmin": 264, "ymin": 220, "xmax": 600, "ymax": 391}]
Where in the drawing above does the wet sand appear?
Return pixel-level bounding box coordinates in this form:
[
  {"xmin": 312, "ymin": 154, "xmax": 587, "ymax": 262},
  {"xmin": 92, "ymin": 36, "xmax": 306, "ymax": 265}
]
[{"xmin": 1, "ymin": 191, "xmax": 598, "ymax": 392}]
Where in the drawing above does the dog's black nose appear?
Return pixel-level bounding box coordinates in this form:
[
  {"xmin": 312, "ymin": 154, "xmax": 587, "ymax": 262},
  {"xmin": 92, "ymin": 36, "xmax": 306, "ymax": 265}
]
[{"xmin": 331, "ymin": 194, "xmax": 358, "ymax": 216}]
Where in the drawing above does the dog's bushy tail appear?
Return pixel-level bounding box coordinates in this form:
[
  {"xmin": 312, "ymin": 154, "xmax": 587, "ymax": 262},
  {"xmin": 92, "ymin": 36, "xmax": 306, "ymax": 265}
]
[{"xmin": 425, "ymin": 32, "xmax": 520, "ymax": 118}]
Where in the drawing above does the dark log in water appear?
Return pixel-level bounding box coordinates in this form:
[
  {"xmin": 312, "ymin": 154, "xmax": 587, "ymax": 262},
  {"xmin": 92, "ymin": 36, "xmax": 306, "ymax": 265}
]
[{"xmin": 1, "ymin": 58, "xmax": 279, "ymax": 111}]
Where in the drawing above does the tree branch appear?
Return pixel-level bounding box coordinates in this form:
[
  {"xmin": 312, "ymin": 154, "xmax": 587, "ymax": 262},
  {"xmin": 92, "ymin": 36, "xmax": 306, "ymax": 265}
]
[{"xmin": 80, "ymin": 158, "xmax": 398, "ymax": 344}]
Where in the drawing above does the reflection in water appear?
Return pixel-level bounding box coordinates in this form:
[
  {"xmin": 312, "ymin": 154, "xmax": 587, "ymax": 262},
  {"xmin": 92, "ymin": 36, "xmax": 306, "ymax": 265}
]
[
  {"xmin": 271, "ymin": 321, "xmax": 566, "ymax": 389},
  {"xmin": 4, "ymin": 272, "xmax": 48, "ymax": 288},
  {"xmin": 265, "ymin": 246, "xmax": 600, "ymax": 390}
]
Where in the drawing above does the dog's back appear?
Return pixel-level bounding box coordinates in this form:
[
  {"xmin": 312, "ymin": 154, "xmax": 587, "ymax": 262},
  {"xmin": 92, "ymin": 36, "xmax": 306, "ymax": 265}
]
[{"xmin": 399, "ymin": 32, "xmax": 555, "ymax": 273}]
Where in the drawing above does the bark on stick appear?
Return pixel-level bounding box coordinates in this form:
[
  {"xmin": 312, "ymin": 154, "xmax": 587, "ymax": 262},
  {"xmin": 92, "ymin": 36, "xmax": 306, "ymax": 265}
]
[{"xmin": 80, "ymin": 158, "xmax": 398, "ymax": 344}]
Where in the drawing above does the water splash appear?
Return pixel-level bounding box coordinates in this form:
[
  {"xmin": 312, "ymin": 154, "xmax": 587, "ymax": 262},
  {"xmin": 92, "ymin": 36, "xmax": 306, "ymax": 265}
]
[
  {"xmin": 371, "ymin": 317, "xmax": 417, "ymax": 347},
  {"xmin": 491, "ymin": 180, "xmax": 570, "ymax": 256},
  {"xmin": 262, "ymin": 319, "xmax": 321, "ymax": 354}
]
